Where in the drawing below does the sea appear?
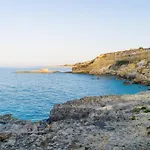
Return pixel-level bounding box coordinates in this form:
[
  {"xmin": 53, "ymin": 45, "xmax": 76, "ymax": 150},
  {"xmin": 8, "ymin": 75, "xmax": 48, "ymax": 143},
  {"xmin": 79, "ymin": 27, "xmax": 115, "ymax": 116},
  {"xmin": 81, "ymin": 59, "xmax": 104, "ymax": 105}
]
[{"xmin": 0, "ymin": 67, "xmax": 148, "ymax": 121}]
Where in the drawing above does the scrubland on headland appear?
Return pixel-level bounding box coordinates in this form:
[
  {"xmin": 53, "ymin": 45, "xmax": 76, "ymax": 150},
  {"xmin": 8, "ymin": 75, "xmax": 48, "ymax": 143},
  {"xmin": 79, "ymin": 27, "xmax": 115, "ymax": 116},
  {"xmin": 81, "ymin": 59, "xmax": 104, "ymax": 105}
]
[{"xmin": 73, "ymin": 47, "xmax": 150, "ymax": 86}]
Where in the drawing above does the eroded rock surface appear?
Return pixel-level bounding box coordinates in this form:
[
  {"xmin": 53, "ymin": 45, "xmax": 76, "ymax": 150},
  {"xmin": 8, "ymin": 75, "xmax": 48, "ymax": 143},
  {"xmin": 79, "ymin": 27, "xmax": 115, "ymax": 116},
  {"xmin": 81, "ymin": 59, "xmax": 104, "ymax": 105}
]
[{"xmin": 0, "ymin": 92, "xmax": 150, "ymax": 149}]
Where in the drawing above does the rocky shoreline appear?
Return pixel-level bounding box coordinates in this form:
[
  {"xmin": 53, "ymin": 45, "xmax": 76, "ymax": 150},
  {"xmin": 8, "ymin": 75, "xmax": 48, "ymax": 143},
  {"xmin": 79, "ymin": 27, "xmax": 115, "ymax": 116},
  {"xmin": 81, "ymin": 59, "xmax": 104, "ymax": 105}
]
[
  {"xmin": 72, "ymin": 48, "xmax": 150, "ymax": 86},
  {"xmin": 1, "ymin": 48, "xmax": 150, "ymax": 149},
  {"xmin": 0, "ymin": 92, "xmax": 150, "ymax": 150}
]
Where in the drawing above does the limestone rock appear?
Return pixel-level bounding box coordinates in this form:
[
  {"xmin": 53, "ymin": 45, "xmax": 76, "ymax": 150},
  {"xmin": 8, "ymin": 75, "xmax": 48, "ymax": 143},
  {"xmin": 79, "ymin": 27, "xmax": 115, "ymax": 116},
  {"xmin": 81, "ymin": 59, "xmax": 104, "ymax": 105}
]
[
  {"xmin": 1, "ymin": 93, "xmax": 150, "ymax": 149},
  {"xmin": 72, "ymin": 48, "xmax": 150, "ymax": 86}
]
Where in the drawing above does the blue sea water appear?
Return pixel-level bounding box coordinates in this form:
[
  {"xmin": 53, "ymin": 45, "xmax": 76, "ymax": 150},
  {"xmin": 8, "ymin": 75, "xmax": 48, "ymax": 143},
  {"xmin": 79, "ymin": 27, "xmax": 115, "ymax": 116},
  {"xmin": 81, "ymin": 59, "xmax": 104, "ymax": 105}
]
[{"xmin": 0, "ymin": 67, "xmax": 148, "ymax": 121}]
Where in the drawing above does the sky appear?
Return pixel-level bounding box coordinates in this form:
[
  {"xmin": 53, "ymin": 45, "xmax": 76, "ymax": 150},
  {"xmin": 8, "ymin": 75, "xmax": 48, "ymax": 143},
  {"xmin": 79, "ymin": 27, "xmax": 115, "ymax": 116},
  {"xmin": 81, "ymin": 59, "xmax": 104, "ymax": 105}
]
[{"xmin": 0, "ymin": 0, "xmax": 150, "ymax": 67}]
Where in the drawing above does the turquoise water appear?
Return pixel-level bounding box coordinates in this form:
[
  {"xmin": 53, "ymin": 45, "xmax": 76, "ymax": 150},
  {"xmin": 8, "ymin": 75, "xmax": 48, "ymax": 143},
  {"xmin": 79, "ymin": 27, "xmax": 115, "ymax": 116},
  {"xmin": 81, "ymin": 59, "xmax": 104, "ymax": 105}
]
[{"xmin": 0, "ymin": 67, "xmax": 148, "ymax": 121}]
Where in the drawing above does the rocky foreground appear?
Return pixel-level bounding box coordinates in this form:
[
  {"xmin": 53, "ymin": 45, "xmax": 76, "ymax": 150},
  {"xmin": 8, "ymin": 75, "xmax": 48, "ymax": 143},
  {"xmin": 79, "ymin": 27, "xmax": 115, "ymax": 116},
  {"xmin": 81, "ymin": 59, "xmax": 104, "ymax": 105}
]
[{"xmin": 0, "ymin": 92, "xmax": 150, "ymax": 150}]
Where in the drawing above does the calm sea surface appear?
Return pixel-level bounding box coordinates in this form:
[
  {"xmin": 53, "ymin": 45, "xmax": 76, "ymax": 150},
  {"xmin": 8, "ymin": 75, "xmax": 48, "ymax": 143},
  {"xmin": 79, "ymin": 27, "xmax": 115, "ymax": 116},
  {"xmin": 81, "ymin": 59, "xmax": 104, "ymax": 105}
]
[{"xmin": 0, "ymin": 67, "xmax": 148, "ymax": 121}]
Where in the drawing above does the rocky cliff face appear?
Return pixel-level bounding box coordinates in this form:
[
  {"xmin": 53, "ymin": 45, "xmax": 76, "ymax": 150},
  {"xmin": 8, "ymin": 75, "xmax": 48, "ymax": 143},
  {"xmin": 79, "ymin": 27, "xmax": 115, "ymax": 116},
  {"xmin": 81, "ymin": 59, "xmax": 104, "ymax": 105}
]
[{"xmin": 72, "ymin": 48, "xmax": 150, "ymax": 85}]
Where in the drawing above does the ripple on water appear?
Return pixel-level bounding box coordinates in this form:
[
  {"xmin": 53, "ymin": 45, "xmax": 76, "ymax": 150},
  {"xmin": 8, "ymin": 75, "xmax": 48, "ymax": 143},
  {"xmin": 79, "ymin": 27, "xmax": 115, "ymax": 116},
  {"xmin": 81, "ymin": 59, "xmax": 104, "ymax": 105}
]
[{"xmin": 0, "ymin": 68, "xmax": 148, "ymax": 121}]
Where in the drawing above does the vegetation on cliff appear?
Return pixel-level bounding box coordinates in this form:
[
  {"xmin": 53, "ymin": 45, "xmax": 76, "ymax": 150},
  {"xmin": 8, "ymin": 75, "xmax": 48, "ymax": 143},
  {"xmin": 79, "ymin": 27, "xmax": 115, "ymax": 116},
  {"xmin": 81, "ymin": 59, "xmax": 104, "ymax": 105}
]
[{"xmin": 72, "ymin": 48, "xmax": 150, "ymax": 85}]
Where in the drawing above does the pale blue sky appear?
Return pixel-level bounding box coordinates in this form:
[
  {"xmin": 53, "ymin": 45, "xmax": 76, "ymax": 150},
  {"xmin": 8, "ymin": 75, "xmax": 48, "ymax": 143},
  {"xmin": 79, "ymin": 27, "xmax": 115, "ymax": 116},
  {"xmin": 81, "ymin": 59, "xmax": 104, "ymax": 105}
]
[{"xmin": 0, "ymin": 0, "xmax": 150, "ymax": 66}]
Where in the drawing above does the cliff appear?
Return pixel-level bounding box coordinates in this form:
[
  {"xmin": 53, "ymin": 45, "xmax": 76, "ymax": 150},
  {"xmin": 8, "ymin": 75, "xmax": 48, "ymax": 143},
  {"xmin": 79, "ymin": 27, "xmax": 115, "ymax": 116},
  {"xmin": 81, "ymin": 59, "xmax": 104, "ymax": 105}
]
[{"xmin": 72, "ymin": 48, "xmax": 150, "ymax": 85}]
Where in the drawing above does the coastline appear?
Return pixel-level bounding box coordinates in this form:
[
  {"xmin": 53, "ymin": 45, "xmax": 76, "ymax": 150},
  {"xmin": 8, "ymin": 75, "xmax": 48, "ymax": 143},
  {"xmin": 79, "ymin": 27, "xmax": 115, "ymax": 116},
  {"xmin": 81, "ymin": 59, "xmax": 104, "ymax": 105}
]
[
  {"xmin": 72, "ymin": 48, "xmax": 150, "ymax": 86},
  {"xmin": 0, "ymin": 48, "xmax": 150, "ymax": 149},
  {"xmin": 0, "ymin": 92, "xmax": 150, "ymax": 149},
  {"xmin": 1, "ymin": 0, "xmax": 150, "ymax": 149}
]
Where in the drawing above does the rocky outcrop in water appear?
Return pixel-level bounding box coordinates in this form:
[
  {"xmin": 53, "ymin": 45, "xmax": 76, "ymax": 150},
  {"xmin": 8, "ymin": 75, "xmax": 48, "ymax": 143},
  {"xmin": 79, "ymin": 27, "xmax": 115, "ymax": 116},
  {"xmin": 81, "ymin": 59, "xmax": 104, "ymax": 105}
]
[
  {"xmin": 72, "ymin": 48, "xmax": 150, "ymax": 85},
  {"xmin": 0, "ymin": 92, "xmax": 150, "ymax": 149},
  {"xmin": 16, "ymin": 68, "xmax": 58, "ymax": 74}
]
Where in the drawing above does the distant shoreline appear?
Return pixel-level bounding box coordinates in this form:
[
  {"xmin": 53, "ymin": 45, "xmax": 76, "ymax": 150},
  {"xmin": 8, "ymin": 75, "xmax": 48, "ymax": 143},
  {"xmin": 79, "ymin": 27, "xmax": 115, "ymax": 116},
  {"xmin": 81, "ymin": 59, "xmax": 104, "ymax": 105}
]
[{"xmin": 16, "ymin": 70, "xmax": 58, "ymax": 74}]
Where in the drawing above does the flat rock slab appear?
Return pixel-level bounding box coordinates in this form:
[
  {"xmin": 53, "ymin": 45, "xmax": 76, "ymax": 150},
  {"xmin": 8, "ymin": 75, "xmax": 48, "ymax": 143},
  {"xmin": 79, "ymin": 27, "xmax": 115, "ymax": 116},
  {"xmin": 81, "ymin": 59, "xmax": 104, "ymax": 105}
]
[{"xmin": 0, "ymin": 92, "xmax": 150, "ymax": 149}]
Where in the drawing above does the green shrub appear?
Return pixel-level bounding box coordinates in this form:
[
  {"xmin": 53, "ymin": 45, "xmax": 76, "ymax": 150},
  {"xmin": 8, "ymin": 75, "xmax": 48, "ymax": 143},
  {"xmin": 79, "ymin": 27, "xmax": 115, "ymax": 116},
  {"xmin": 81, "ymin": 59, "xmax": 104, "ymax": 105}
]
[
  {"xmin": 131, "ymin": 116, "xmax": 136, "ymax": 120},
  {"xmin": 115, "ymin": 60, "xmax": 129, "ymax": 66},
  {"xmin": 141, "ymin": 106, "xmax": 147, "ymax": 110},
  {"xmin": 133, "ymin": 107, "xmax": 141, "ymax": 113},
  {"xmin": 147, "ymin": 131, "xmax": 150, "ymax": 136},
  {"xmin": 146, "ymin": 126, "xmax": 150, "ymax": 130},
  {"xmin": 144, "ymin": 109, "xmax": 150, "ymax": 113},
  {"xmin": 133, "ymin": 106, "xmax": 149, "ymax": 113},
  {"xmin": 139, "ymin": 47, "xmax": 144, "ymax": 49}
]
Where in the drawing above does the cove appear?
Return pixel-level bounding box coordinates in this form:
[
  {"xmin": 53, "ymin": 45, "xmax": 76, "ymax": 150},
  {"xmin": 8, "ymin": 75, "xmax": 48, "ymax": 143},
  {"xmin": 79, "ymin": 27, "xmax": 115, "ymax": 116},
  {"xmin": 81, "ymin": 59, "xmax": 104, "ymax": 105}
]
[{"xmin": 0, "ymin": 68, "xmax": 148, "ymax": 121}]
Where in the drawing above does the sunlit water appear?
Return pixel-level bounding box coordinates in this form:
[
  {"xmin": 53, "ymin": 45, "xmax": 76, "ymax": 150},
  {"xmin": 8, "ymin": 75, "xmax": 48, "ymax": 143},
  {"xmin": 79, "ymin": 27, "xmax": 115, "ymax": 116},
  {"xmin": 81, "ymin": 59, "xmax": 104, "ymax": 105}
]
[{"xmin": 0, "ymin": 67, "xmax": 148, "ymax": 121}]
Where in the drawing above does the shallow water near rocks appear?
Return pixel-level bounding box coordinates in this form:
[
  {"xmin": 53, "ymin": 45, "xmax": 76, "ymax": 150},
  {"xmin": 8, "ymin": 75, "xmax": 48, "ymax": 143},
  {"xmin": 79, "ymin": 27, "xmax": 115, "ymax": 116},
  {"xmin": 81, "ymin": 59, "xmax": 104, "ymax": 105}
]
[{"xmin": 0, "ymin": 67, "xmax": 148, "ymax": 121}]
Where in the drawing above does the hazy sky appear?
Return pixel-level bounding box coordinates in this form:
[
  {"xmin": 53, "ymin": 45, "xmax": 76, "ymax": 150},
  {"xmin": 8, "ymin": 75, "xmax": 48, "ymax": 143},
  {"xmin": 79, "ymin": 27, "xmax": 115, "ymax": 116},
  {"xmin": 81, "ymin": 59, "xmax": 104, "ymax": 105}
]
[{"xmin": 0, "ymin": 0, "xmax": 150, "ymax": 66}]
